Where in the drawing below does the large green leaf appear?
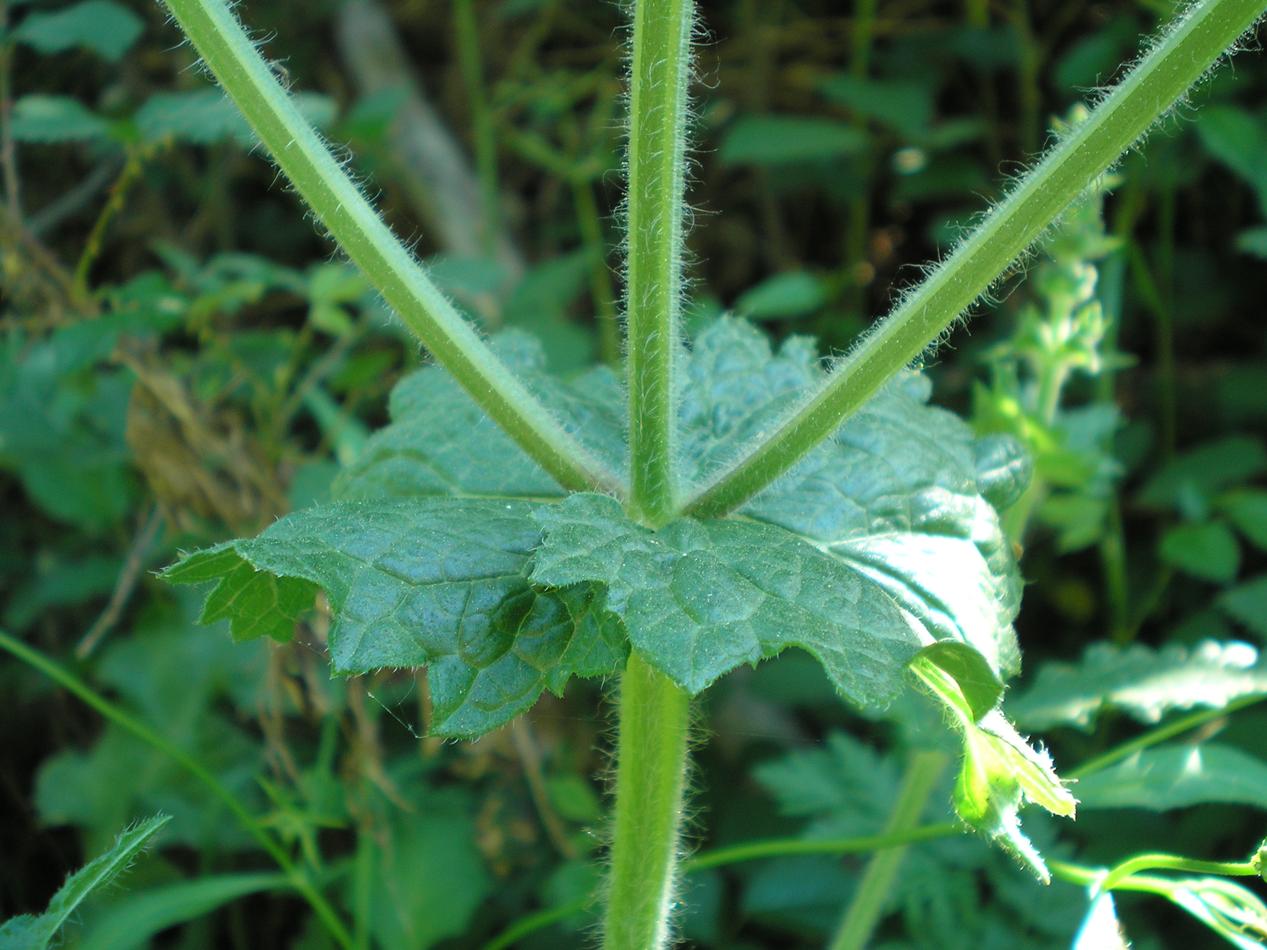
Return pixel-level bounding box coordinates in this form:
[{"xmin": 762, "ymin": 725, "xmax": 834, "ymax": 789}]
[
  {"xmin": 0, "ymin": 815, "xmax": 169, "ymax": 950},
  {"xmin": 1010, "ymin": 640, "xmax": 1267, "ymax": 731},
  {"xmin": 167, "ymin": 319, "xmax": 1018, "ymax": 738},
  {"xmin": 164, "ymin": 499, "xmax": 626, "ymax": 737},
  {"xmin": 1076, "ymin": 744, "xmax": 1267, "ymax": 811}
]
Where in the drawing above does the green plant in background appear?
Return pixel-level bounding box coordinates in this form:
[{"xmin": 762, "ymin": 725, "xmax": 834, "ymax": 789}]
[
  {"xmin": 136, "ymin": 0, "xmax": 1267, "ymax": 946},
  {"xmin": 6, "ymin": 0, "xmax": 1267, "ymax": 947},
  {"xmin": 971, "ymin": 136, "xmax": 1128, "ymax": 552}
]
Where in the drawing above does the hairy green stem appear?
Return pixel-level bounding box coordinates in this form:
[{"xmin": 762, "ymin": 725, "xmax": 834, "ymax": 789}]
[
  {"xmin": 602, "ymin": 1, "xmax": 696, "ymax": 945},
  {"xmin": 158, "ymin": 0, "xmax": 620, "ymax": 497},
  {"xmin": 828, "ymin": 751, "xmax": 949, "ymax": 950},
  {"xmin": 624, "ymin": 0, "xmax": 693, "ymax": 523},
  {"xmin": 0, "ymin": 629, "xmax": 354, "ymax": 950},
  {"xmin": 604, "ymin": 653, "xmax": 692, "ymax": 950},
  {"xmin": 685, "ymin": 0, "xmax": 1267, "ymax": 518}
]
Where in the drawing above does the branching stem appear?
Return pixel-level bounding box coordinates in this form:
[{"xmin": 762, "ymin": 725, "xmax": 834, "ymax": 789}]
[
  {"xmin": 625, "ymin": 0, "xmax": 693, "ymax": 524},
  {"xmin": 603, "ymin": 1, "xmax": 697, "ymax": 946}
]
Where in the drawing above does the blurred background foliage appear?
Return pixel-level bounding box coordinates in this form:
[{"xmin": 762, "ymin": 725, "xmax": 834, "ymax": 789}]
[{"xmin": 3, "ymin": 0, "xmax": 1267, "ymax": 946}]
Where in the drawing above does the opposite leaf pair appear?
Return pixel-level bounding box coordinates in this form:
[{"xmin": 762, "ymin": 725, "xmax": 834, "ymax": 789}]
[{"xmin": 166, "ymin": 319, "xmax": 1023, "ymax": 735}]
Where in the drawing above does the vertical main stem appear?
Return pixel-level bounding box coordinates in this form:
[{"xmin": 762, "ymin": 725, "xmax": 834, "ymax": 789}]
[
  {"xmin": 607, "ymin": 0, "xmax": 696, "ymax": 943},
  {"xmin": 604, "ymin": 653, "xmax": 692, "ymax": 950},
  {"xmin": 828, "ymin": 750, "xmax": 949, "ymax": 950},
  {"xmin": 625, "ymin": 0, "xmax": 693, "ymax": 523}
]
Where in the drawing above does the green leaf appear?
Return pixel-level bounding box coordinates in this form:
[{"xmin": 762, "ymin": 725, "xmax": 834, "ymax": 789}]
[
  {"xmin": 1139, "ymin": 436, "xmax": 1267, "ymax": 511},
  {"xmin": 1196, "ymin": 106, "xmax": 1267, "ymax": 213},
  {"xmin": 164, "ymin": 499, "xmax": 627, "ymax": 737},
  {"xmin": 77, "ymin": 873, "xmax": 288, "ymax": 950},
  {"xmin": 0, "ymin": 815, "xmax": 169, "ymax": 950},
  {"xmin": 365, "ymin": 788, "xmax": 492, "ymax": 949},
  {"xmin": 533, "ymin": 319, "xmax": 1020, "ymax": 703},
  {"xmin": 1010, "ymin": 640, "xmax": 1267, "ymax": 732},
  {"xmin": 1219, "ymin": 576, "xmax": 1267, "ymax": 640},
  {"xmin": 910, "ymin": 643, "xmax": 1073, "ymax": 881},
  {"xmin": 1076, "ymin": 743, "xmax": 1267, "ymax": 811},
  {"xmin": 973, "ymin": 434, "xmax": 1033, "ymax": 512},
  {"xmin": 167, "ymin": 319, "xmax": 1013, "ymax": 736},
  {"xmin": 0, "ymin": 330, "xmax": 136, "ymax": 531},
  {"xmin": 136, "ymin": 90, "xmax": 336, "ymax": 146},
  {"xmin": 951, "ymin": 711, "xmax": 1075, "ymax": 881},
  {"xmin": 818, "ymin": 75, "xmax": 934, "ymax": 139},
  {"xmin": 160, "ymin": 545, "xmax": 318, "ymax": 644},
  {"xmin": 14, "ymin": 1, "xmax": 143, "ymax": 61},
  {"xmin": 909, "ymin": 641, "xmax": 1005, "ymax": 724},
  {"xmin": 718, "ymin": 115, "xmax": 869, "ymax": 166},
  {"xmin": 1158, "ymin": 520, "xmax": 1241, "ymax": 583},
  {"xmin": 532, "ymin": 492, "xmax": 925, "ymax": 702},
  {"xmin": 734, "ymin": 271, "xmax": 830, "ymax": 321},
  {"xmin": 753, "ymin": 731, "xmax": 901, "ymax": 834},
  {"xmin": 1221, "ymin": 489, "xmax": 1267, "ymax": 550},
  {"xmin": 9, "ymin": 95, "xmax": 110, "ymax": 143},
  {"xmin": 686, "ymin": 321, "xmax": 1021, "ymax": 678}
]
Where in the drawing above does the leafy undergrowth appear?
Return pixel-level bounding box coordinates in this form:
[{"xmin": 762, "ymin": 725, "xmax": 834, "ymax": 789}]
[{"xmin": 6, "ymin": 1, "xmax": 1267, "ymax": 948}]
